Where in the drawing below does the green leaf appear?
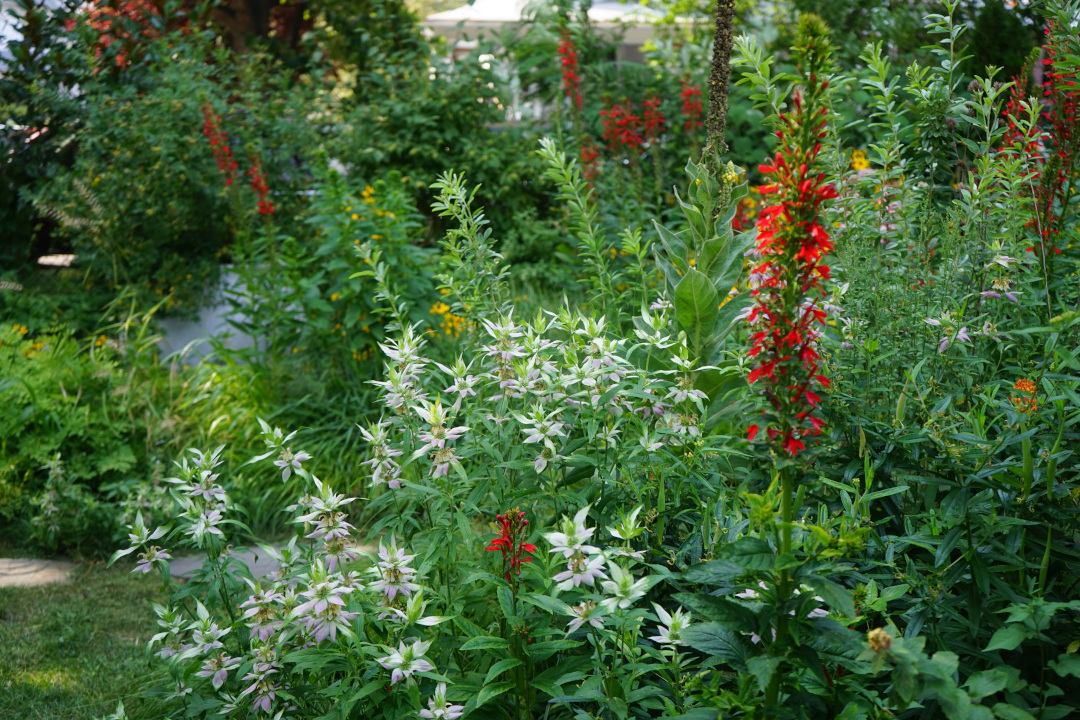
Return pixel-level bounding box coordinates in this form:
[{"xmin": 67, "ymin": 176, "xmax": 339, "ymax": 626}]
[
  {"xmin": 476, "ymin": 680, "xmax": 515, "ymax": 708},
  {"xmin": 992, "ymin": 703, "xmax": 1037, "ymax": 720},
  {"xmin": 805, "ymin": 577, "xmax": 855, "ymax": 619},
  {"xmin": 652, "ymin": 221, "xmax": 689, "ymax": 273},
  {"xmin": 964, "ymin": 668, "xmax": 1008, "ymax": 699},
  {"xmin": 878, "ymin": 584, "xmax": 910, "ymax": 603},
  {"xmin": 460, "ymin": 636, "xmax": 511, "ymax": 651},
  {"xmin": 483, "ymin": 658, "xmax": 522, "ymax": 686},
  {"xmin": 673, "ymin": 593, "xmax": 756, "ymax": 628},
  {"xmin": 722, "ymin": 537, "xmax": 775, "ymax": 571},
  {"xmin": 746, "ymin": 655, "xmax": 781, "ymax": 692},
  {"xmin": 683, "ymin": 622, "xmax": 752, "ymax": 670},
  {"xmin": 985, "ymin": 625, "xmax": 1030, "ymax": 652},
  {"xmin": 675, "ymin": 268, "xmax": 719, "ymax": 348},
  {"xmin": 497, "ymin": 585, "xmax": 516, "ymax": 620},
  {"xmin": 529, "ymin": 639, "xmax": 582, "ymax": 662},
  {"xmin": 348, "ymin": 679, "xmax": 385, "ymax": 705},
  {"xmin": 1049, "ymin": 653, "xmax": 1080, "ymax": 679},
  {"xmin": 681, "ymin": 559, "xmax": 744, "ymax": 584},
  {"xmin": 934, "ymin": 525, "xmax": 964, "ymax": 567},
  {"xmin": 696, "ymin": 231, "xmax": 732, "ymax": 278}
]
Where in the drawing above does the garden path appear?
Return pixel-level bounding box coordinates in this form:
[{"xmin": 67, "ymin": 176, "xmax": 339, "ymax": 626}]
[{"xmin": 0, "ymin": 557, "xmax": 74, "ymax": 587}]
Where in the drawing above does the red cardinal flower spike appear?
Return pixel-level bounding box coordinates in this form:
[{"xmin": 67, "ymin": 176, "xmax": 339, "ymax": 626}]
[
  {"xmin": 744, "ymin": 20, "xmax": 835, "ymax": 457},
  {"xmin": 487, "ymin": 508, "xmax": 537, "ymax": 582}
]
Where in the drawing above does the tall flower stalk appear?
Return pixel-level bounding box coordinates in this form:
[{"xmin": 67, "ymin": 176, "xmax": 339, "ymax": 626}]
[
  {"xmin": 745, "ymin": 15, "xmax": 836, "ymax": 460},
  {"xmin": 740, "ymin": 14, "xmax": 837, "ymax": 708}
]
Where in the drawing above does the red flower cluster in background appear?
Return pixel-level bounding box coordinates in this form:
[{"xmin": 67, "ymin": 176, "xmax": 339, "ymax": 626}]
[
  {"xmin": 580, "ymin": 141, "xmax": 601, "ymax": 183},
  {"xmin": 486, "ymin": 508, "xmax": 536, "ymax": 582},
  {"xmin": 600, "ymin": 103, "xmax": 643, "ymax": 152},
  {"xmin": 201, "ymin": 103, "xmax": 238, "ymax": 187},
  {"xmin": 746, "ymin": 79, "xmax": 837, "ymax": 456},
  {"xmin": 679, "ymin": 81, "xmax": 703, "ymax": 132},
  {"xmin": 1028, "ymin": 21, "xmax": 1079, "ymax": 257},
  {"xmin": 558, "ymin": 31, "xmax": 584, "ymax": 112},
  {"xmin": 642, "ymin": 96, "xmax": 665, "ymax": 143},
  {"xmin": 248, "ymin": 153, "xmax": 274, "ymax": 215},
  {"xmin": 66, "ymin": 0, "xmax": 160, "ymax": 68}
]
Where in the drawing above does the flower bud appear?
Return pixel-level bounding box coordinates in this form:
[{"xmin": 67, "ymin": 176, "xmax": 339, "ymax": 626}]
[{"xmin": 868, "ymin": 627, "xmax": 892, "ymax": 653}]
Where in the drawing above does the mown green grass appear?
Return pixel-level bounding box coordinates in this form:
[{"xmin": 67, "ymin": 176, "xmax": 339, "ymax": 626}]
[{"xmin": 0, "ymin": 564, "xmax": 165, "ymax": 720}]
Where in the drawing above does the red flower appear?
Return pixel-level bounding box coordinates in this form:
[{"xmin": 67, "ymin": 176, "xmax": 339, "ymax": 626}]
[
  {"xmin": 679, "ymin": 81, "xmax": 703, "ymax": 132},
  {"xmin": 247, "ymin": 153, "xmax": 274, "ymax": 215},
  {"xmin": 580, "ymin": 139, "xmax": 601, "ymax": 184},
  {"xmin": 600, "ymin": 103, "xmax": 643, "ymax": 152},
  {"xmin": 202, "ymin": 103, "xmax": 238, "ymax": 187},
  {"xmin": 487, "ymin": 508, "xmax": 536, "ymax": 582},
  {"xmin": 642, "ymin": 96, "xmax": 665, "ymax": 142},
  {"xmin": 744, "ymin": 60, "xmax": 835, "ymax": 456},
  {"xmin": 558, "ymin": 31, "xmax": 584, "ymax": 112}
]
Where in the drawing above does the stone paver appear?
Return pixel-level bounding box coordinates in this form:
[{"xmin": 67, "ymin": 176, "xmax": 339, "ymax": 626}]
[
  {"xmin": 0, "ymin": 558, "xmax": 74, "ymax": 588},
  {"xmin": 170, "ymin": 546, "xmax": 283, "ymax": 580}
]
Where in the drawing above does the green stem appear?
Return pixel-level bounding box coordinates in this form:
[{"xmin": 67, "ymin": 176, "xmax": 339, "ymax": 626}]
[
  {"xmin": 765, "ymin": 468, "xmax": 795, "ymax": 708},
  {"xmin": 1039, "ymin": 528, "xmax": 1052, "ymax": 595}
]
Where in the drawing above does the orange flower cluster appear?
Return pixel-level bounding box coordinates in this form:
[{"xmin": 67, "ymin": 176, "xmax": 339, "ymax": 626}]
[{"xmin": 1010, "ymin": 378, "xmax": 1038, "ymax": 414}]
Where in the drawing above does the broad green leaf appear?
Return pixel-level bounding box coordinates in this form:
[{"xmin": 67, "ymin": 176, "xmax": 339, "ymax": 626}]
[
  {"xmin": 675, "ymin": 268, "xmax": 719, "ymax": 349},
  {"xmin": 746, "ymin": 655, "xmax": 781, "ymax": 692},
  {"xmin": 483, "ymin": 658, "xmax": 522, "ymax": 686},
  {"xmin": 696, "ymin": 231, "xmax": 732, "ymax": 278},
  {"xmin": 497, "ymin": 585, "xmax": 516, "ymax": 620},
  {"xmin": 964, "ymin": 668, "xmax": 1008, "ymax": 699},
  {"xmin": 476, "ymin": 680, "xmax": 515, "ymax": 708},
  {"xmin": 992, "ymin": 703, "xmax": 1037, "ymax": 720},
  {"xmin": 1049, "ymin": 653, "xmax": 1080, "ymax": 679},
  {"xmin": 722, "ymin": 537, "xmax": 775, "ymax": 571},
  {"xmin": 653, "ymin": 221, "xmax": 689, "ymax": 273},
  {"xmin": 985, "ymin": 625, "xmax": 1030, "ymax": 652},
  {"xmin": 673, "ymin": 593, "xmax": 756, "ymax": 628},
  {"xmin": 460, "ymin": 636, "xmax": 511, "ymax": 651},
  {"xmin": 805, "ymin": 577, "xmax": 856, "ymax": 619},
  {"xmin": 683, "ymin": 622, "xmax": 752, "ymax": 670},
  {"xmin": 682, "ymin": 559, "xmax": 744, "ymax": 584}
]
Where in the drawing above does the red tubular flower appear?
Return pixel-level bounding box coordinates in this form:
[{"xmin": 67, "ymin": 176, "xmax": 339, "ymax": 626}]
[
  {"xmin": 558, "ymin": 31, "xmax": 584, "ymax": 112},
  {"xmin": 599, "ymin": 103, "xmax": 643, "ymax": 153},
  {"xmin": 201, "ymin": 103, "xmax": 238, "ymax": 187},
  {"xmin": 247, "ymin": 153, "xmax": 274, "ymax": 215},
  {"xmin": 580, "ymin": 139, "xmax": 601, "ymax": 184},
  {"xmin": 642, "ymin": 96, "xmax": 665, "ymax": 142},
  {"xmin": 486, "ymin": 508, "xmax": 537, "ymax": 582},
  {"xmin": 67, "ymin": 0, "xmax": 160, "ymax": 68},
  {"xmin": 679, "ymin": 81, "xmax": 703, "ymax": 132},
  {"xmin": 1022, "ymin": 21, "xmax": 1079, "ymax": 258},
  {"xmin": 745, "ymin": 29, "xmax": 835, "ymax": 457}
]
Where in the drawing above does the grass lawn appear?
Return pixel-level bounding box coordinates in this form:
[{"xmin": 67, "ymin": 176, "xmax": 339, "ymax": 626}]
[{"xmin": 0, "ymin": 563, "xmax": 165, "ymax": 720}]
